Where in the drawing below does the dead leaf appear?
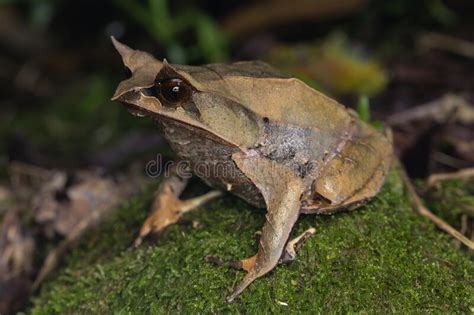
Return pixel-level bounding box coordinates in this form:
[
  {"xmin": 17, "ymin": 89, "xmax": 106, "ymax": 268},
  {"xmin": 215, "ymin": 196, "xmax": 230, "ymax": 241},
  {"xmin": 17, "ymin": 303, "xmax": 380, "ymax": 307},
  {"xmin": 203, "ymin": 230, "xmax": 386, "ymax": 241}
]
[{"xmin": 0, "ymin": 210, "xmax": 35, "ymax": 282}]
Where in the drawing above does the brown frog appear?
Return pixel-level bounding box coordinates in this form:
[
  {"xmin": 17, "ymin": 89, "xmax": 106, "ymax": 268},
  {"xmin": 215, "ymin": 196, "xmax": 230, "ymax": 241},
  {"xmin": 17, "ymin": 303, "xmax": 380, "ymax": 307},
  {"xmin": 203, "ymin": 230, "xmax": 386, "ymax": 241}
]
[{"xmin": 111, "ymin": 37, "xmax": 393, "ymax": 302}]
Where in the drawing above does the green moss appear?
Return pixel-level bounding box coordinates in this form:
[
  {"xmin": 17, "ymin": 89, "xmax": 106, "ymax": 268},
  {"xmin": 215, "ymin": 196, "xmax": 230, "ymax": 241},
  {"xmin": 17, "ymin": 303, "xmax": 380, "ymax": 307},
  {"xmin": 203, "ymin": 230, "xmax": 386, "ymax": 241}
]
[
  {"xmin": 30, "ymin": 170, "xmax": 473, "ymax": 313},
  {"xmin": 423, "ymin": 177, "xmax": 474, "ymax": 229}
]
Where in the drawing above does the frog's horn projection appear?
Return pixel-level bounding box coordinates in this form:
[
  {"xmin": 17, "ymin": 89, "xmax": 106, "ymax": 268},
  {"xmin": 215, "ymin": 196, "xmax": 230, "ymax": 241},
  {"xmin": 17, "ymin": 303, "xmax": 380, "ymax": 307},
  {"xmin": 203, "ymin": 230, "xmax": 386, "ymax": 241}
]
[
  {"xmin": 111, "ymin": 36, "xmax": 164, "ymax": 100},
  {"xmin": 111, "ymin": 36, "xmax": 162, "ymax": 72}
]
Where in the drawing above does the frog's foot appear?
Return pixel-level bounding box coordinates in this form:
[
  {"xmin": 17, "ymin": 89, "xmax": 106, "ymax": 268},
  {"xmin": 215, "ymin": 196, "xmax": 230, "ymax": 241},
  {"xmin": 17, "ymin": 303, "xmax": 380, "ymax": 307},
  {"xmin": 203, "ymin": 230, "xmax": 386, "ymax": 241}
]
[
  {"xmin": 205, "ymin": 255, "xmax": 257, "ymax": 272},
  {"xmin": 205, "ymin": 227, "xmax": 315, "ymax": 270},
  {"xmin": 131, "ymin": 173, "xmax": 221, "ymax": 249},
  {"xmin": 280, "ymin": 227, "xmax": 316, "ymax": 263}
]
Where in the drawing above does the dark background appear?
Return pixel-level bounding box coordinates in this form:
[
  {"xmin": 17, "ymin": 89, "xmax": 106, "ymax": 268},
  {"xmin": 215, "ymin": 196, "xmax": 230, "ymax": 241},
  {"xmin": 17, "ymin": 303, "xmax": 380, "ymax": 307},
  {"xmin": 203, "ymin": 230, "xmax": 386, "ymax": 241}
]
[
  {"xmin": 0, "ymin": 1, "xmax": 474, "ymax": 313},
  {"xmin": 1, "ymin": 0, "xmax": 473, "ymax": 178}
]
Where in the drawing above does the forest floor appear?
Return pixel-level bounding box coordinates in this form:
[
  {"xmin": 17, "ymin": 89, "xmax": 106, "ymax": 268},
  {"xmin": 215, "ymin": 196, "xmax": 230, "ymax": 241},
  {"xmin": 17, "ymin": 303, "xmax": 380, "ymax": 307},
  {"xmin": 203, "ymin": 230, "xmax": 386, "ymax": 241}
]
[{"xmin": 30, "ymin": 169, "xmax": 474, "ymax": 313}]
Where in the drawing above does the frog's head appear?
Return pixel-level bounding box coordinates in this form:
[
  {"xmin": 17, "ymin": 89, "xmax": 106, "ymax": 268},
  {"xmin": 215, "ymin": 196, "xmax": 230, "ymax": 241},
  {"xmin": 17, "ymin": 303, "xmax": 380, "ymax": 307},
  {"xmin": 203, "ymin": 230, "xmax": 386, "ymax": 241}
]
[{"xmin": 111, "ymin": 37, "xmax": 261, "ymax": 148}]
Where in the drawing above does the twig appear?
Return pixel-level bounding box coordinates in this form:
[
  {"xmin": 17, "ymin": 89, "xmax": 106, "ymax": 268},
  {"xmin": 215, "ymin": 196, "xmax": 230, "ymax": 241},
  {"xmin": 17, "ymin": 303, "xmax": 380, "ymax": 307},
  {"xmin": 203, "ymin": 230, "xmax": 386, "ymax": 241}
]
[
  {"xmin": 418, "ymin": 32, "xmax": 474, "ymax": 59},
  {"xmin": 387, "ymin": 94, "xmax": 474, "ymax": 126},
  {"xmin": 9, "ymin": 161, "xmax": 52, "ymax": 178},
  {"xmin": 427, "ymin": 167, "xmax": 474, "ymax": 186},
  {"xmin": 432, "ymin": 152, "xmax": 472, "ymax": 170},
  {"xmin": 396, "ymin": 160, "xmax": 474, "ymax": 250},
  {"xmin": 458, "ymin": 215, "xmax": 470, "ymax": 249}
]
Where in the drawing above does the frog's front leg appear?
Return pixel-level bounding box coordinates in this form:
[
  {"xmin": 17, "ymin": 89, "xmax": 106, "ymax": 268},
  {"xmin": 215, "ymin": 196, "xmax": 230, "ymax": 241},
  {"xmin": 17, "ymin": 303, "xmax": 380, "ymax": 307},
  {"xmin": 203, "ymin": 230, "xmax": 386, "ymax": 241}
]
[
  {"xmin": 132, "ymin": 166, "xmax": 221, "ymax": 248},
  {"xmin": 221, "ymin": 153, "xmax": 305, "ymax": 303}
]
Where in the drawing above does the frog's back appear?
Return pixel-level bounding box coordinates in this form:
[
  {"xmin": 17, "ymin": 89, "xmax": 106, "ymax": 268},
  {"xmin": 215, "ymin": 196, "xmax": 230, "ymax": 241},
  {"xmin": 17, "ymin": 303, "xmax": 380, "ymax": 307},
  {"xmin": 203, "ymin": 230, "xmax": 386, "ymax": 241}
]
[
  {"xmin": 173, "ymin": 61, "xmax": 353, "ymax": 135},
  {"xmin": 173, "ymin": 61, "xmax": 393, "ymax": 213}
]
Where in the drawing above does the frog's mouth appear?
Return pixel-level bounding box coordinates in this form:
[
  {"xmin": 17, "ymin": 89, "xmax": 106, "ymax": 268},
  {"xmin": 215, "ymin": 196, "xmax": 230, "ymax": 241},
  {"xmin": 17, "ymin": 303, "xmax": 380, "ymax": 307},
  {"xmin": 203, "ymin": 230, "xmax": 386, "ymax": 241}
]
[
  {"xmin": 123, "ymin": 103, "xmax": 148, "ymax": 117},
  {"xmin": 121, "ymin": 102, "xmax": 151, "ymax": 118}
]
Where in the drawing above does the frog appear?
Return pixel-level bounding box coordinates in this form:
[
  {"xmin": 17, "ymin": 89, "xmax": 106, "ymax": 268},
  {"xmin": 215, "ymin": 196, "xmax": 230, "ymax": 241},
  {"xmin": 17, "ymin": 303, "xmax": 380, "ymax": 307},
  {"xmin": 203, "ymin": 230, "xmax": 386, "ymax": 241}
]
[{"xmin": 111, "ymin": 37, "xmax": 393, "ymax": 303}]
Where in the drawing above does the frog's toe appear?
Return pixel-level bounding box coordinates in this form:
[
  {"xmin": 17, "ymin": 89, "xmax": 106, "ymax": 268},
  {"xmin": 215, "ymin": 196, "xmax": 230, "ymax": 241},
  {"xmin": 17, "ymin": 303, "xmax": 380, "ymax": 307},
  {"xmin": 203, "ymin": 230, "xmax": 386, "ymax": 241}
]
[
  {"xmin": 130, "ymin": 212, "xmax": 168, "ymax": 249},
  {"xmin": 219, "ymin": 228, "xmax": 316, "ymax": 302},
  {"xmin": 205, "ymin": 255, "xmax": 256, "ymax": 272},
  {"xmin": 280, "ymin": 227, "xmax": 316, "ymax": 263}
]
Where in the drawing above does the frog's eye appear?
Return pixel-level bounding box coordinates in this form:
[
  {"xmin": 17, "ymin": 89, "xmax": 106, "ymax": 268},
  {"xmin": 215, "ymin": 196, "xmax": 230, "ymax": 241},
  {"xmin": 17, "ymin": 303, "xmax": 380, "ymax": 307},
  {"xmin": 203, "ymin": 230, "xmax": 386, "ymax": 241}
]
[{"xmin": 158, "ymin": 78, "xmax": 192, "ymax": 104}]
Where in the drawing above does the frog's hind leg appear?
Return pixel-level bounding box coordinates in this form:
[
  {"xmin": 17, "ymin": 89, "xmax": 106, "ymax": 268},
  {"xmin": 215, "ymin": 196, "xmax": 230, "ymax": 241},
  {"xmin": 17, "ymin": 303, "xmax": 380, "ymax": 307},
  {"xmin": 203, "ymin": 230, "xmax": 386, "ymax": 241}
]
[
  {"xmin": 224, "ymin": 186, "xmax": 302, "ymax": 303},
  {"xmin": 214, "ymin": 153, "xmax": 305, "ymax": 303},
  {"xmin": 132, "ymin": 169, "xmax": 221, "ymax": 248}
]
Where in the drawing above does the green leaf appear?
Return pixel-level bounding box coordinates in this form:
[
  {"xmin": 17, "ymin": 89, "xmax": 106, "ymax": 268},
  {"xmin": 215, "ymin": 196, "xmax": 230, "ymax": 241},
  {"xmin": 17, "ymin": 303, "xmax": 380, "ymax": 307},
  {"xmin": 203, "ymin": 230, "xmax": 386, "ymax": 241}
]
[{"xmin": 195, "ymin": 14, "xmax": 228, "ymax": 62}]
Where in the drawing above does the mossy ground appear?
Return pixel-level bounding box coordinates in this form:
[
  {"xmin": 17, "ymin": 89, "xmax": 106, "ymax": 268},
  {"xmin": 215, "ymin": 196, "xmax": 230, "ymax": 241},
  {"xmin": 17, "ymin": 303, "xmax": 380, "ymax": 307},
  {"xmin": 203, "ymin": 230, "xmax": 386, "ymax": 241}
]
[{"xmin": 30, "ymin": 170, "xmax": 474, "ymax": 313}]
